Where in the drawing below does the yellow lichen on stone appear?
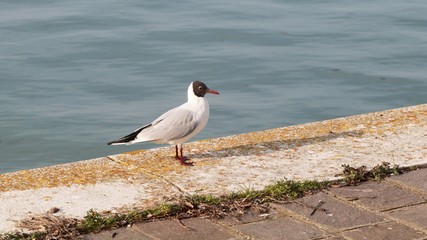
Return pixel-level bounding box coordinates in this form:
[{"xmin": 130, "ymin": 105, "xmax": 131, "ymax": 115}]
[
  {"xmin": 0, "ymin": 158, "xmax": 135, "ymax": 192},
  {"xmin": 1, "ymin": 104, "xmax": 426, "ymax": 193}
]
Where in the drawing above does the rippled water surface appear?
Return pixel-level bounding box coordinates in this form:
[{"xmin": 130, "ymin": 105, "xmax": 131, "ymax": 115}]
[{"xmin": 1, "ymin": 0, "xmax": 426, "ymax": 173}]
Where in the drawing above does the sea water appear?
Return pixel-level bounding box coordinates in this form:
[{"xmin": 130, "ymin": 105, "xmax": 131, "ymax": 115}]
[{"xmin": 1, "ymin": 0, "xmax": 426, "ymax": 173}]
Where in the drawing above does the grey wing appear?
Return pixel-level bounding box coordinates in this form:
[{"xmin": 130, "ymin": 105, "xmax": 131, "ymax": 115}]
[{"xmin": 141, "ymin": 108, "xmax": 198, "ymax": 141}]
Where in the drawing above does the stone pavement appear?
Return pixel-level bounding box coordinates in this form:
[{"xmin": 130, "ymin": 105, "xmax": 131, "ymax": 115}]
[{"xmin": 83, "ymin": 168, "xmax": 427, "ymax": 240}]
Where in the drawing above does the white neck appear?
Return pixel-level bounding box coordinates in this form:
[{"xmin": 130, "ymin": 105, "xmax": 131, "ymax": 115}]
[{"xmin": 187, "ymin": 82, "xmax": 201, "ymax": 103}]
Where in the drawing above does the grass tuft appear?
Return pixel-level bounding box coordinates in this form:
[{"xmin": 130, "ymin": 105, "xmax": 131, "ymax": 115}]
[
  {"xmin": 186, "ymin": 194, "xmax": 222, "ymax": 206},
  {"xmin": 339, "ymin": 161, "xmax": 404, "ymax": 185},
  {"xmin": 77, "ymin": 209, "xmax": 122, "ymax": 233},
  {"xmin": 370, "ymin": 162, "xmax": 402, "ymax": 181},
  {"xmin": 0, "ymin": 232, "xmax": 45, "ymax": 240},
  {"xmin": 263, "ymin": 180, "xmax": 328, "ymax": 200}
]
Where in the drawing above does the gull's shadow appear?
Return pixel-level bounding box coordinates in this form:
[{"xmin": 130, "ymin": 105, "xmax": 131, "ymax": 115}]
[{"xmin": 191, "ymin": 130, "xmax": 364, "ymax": 159}]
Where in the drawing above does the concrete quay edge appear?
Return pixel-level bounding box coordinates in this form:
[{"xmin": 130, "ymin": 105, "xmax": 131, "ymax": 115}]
[{"xmin": 0, "ymin": 103, "xmax": 426, "ymax": 233}]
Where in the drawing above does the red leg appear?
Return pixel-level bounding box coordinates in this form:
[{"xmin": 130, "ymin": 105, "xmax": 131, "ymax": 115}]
[
  {"xmin": 175, "ymin": 145, "xmax": 179, "ymax": 160},
  {"xmin": 178, "ymin": 145, "xmax": 192, "ymax": 166}
]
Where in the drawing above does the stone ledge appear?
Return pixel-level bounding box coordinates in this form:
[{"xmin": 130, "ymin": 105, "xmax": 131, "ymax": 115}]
[{"xmin": 0, "ymin": 103, "xmax": 426, "ymax": 233}]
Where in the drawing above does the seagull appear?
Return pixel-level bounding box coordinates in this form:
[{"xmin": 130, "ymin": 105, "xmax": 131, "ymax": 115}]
[{"xmin": 108, "ymin": 81, "xmax": 219, "ymax": 165}]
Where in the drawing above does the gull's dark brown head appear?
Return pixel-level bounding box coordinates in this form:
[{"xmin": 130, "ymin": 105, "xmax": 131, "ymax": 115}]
[{"xmin": 192, "ymin": 81, "xmax": 219, "ymax": 97}]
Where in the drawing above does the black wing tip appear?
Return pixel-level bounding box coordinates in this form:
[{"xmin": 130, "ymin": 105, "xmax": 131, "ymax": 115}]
[
  {"xmin": 107, "ymin": 139, "xmax": 130, "ymax": 145},
  {"xmin": 107, "ymin": 138, "xmax": 132, "ymax": 145},
  {"xmin": 107, "ymin": 124, "xmax": 152, "ymax": 146}
]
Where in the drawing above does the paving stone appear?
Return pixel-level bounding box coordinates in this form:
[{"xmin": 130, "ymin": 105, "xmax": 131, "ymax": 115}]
[
  {"xmin": 342, "ymin": 222, "xmax": 426, "ymax": 240},
  {"xmin": 320, "ymin": 236, "xmax": 346, "ymax": 240},
  {"xmin": 133, "ymin": 218, "xmax": 240, "ymax": 240},
  {"xmin": 329, "ymin": 181, "xmax": 425, "ymax": 211},
  {"xmin": 82, "ymin": 226, "xmax": 152, "ymax": 240},
  {"xmin": 389, "ymin": 168, "xmax": 427, "ymax": 194},
  {"xmin": 235, "ymin": 216, "xmax": 327, "ymax": 240},
  {"xmin": 387, "ymin": 203, "xmax": 427, "ymax": 230},
  {"xmin": 278, "ymin": 192, "xmax": 384, "ymax": 230},
  {"xmin": 216, "ymin": 205, "xmax": 281, "ymax": 227}
]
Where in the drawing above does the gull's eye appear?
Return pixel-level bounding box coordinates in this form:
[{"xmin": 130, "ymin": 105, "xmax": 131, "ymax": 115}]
[{"xmin": 198, "ymin": 86, "xmax": 204, "ymax": 90}]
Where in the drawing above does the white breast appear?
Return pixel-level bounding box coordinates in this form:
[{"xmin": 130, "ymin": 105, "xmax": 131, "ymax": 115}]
[{"xmin": 167, "ymin": 97, "xmax": 210, "ymax": 145}]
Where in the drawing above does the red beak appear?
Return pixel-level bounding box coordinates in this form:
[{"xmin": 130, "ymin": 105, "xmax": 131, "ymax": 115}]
[{"xmin": 207, "ymin": 89, "xmax": 220, "ymax": 95}]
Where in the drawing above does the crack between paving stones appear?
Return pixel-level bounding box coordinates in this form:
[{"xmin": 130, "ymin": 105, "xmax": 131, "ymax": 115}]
[
  {"xmin": 324, "ymin": 190, "xmax": 427, "ymax": 235},
  {"xmin": 283, "ymin": 203, "xmax": 394, "ymax": 236},
  {"xmin": 131, "ymin": 226, "xmax": 159, "ymax": 239},
  {"xmin": 379, "ymin": 201, "xmax": 427, "ymax": 213},
  {"xmin": 378, "ymin": 211, "xmax": 427, "ymax": 235},
  {"xmin": 212, "ymin": 219, "xmax": 256, "ymax": 240},
  {"xmin": 337, "ymin": 220, "xmax": 392, "ymax": 232},
  {"xmin": 385, "ymin": 178, "xmax": 427, "ymax": 197},
  {"xmin": 105, "ymin": 156, "xmax": 187, "ymax": 195},
  {"xmin": 273, "ymin": 192, "xmax": 396, "ymax": 236},
  {"xmin": 271, "ymin": 202, "xmax": 337, "ymax": 234},
  {"xmin": 326, "ymin": 186, "xmax": 427, "ymax": 214}
]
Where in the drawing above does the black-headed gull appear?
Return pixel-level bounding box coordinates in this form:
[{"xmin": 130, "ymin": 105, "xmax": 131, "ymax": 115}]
[{"xmin": 108, "ymin": 81, "xmax": 219, "ymax": 165}]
